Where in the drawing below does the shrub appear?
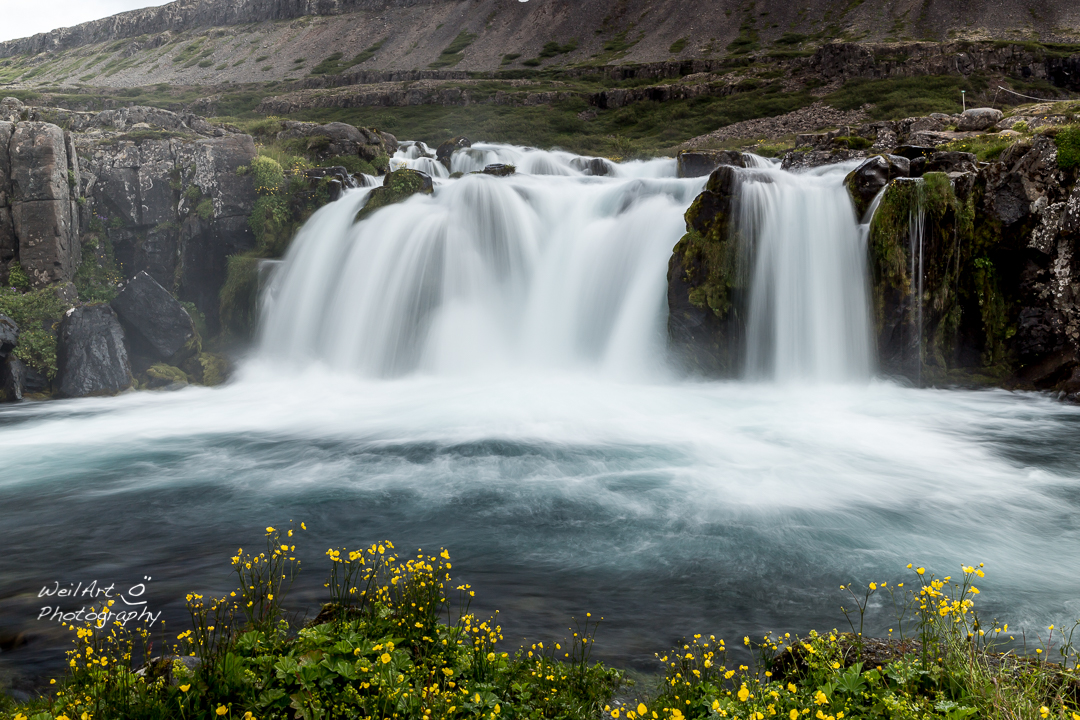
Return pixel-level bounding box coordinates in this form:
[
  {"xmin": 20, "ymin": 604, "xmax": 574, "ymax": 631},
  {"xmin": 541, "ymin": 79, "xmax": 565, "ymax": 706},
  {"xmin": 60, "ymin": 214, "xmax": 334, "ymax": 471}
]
[
  {"xmin": 7, "ymin": 260, "xmax": 30, "ymax": 290},
  {"xmin": 0, "ymin": 285, "xmax": 69, "ymax": 379},
  {"xmin": 250, "ymin": 155, "xmax": 285, "ymax": 195},
  {"xmin": 1056, "ymin": 125, "xmax": 1080, "ymax": 171}
]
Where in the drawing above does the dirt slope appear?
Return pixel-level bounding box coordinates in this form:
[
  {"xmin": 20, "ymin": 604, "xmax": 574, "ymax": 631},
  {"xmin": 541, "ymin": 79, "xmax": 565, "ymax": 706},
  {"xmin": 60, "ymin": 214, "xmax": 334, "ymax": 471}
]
[{"xmin": 2, "ymin": 0, "xmax": 1079, "ymax": 89}]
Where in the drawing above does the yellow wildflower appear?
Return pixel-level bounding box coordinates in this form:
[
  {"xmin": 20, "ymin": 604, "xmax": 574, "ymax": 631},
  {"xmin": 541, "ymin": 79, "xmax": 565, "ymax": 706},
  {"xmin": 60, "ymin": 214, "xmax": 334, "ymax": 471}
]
[
  {"xmin": 216, "ymin": 707, "xmax": 228, "ymax": 716},
  {"xmin": 180, "ymin": 684, "xmax": 191, "ymax": 692}
]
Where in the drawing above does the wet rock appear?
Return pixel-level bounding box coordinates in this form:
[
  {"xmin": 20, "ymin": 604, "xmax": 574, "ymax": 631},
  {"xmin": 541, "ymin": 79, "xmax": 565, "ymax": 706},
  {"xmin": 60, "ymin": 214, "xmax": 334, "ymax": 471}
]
[
  {"xmin": 436, "ymin": 136, "xmax": 471, "ymax": 170},
  {"xmin": 110, "ymin": 271, "xmax": 197, "ymax": 362},
  {"xmin": 956, "ymin": 108, "xmax": 1004, "ymax": 132},
  {"xmin": 355, "ymin": 169, "xmax": 433, "ymax": 222},
  {"xmin": 844, "ymin": 155, "xmax": 911, "ymax": 218},
  {"xmin": 56, "ymin": 304, "xmax": 132, "ymax": 398},
  {"xmin": 676, "ymin": 151, "xmax": 746, "ymax": 178},
  {"xmin": 481, "ymin": 163, "xmax": 515, "ymax": 177},
  {"xmin": 1, "ymin": 355, "xmax": 25, "ymax": 401},
  {"xmin": 0, "ymin": 313, "xmax": 17, "ymax": 357},
  {"xmin": 570, "ymin": 157, "xmax": 613, "ymax": 176}
]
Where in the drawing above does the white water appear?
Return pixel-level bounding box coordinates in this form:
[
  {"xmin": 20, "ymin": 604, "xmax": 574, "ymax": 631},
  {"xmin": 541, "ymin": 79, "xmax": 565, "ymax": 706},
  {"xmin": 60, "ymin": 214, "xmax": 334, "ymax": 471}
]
[
  {"xmin": 741, "ymin": 163, "xmax": 875, "ymax": 381},
  {"xmin": 261, "ymin": 146, "xmax": 697, "ymax": 379},
  {"xmin": 3, "ymin": 144, "xmax": 1080, "ymax": 680}
]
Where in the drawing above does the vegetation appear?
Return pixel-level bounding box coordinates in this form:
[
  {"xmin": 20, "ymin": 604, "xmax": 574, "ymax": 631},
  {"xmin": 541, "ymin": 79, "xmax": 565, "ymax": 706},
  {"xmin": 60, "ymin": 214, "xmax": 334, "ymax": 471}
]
[
  {"xmin": 0, "ymin": 284, "xmax": 70, "ymax": 380},
  {"xmin": 825, "ymin": 75, "xmax": 989, "ymax": 120},
  {"xmin": 3, "ymin": 526, "xmax": 1079, "ymax": 720},
  {"xmin": 1055, "ymin": 125, "xmax": 1080, "ymax": 171},
  {"xmin": 430, "ymin": 32, "xmax": 478, "ymax": 69}
]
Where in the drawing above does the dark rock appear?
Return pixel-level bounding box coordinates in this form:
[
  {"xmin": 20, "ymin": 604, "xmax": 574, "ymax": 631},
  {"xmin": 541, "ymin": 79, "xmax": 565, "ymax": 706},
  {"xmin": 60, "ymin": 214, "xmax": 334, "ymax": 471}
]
[
  {"xmin": 111, "ymin": 271, "xmax": 197, "ymax": 362},
  {"xmin": 481, "ymin": 164, "xmax": 515, "ymax": 177},
  {"xmin": 676, "ymin": 151, "xmax": 746, "ymax": 178},
  {"xmin": 844, "ymin": 155, "xmax": 911, "ymax": 218},
  {"xmin": 925, "ymin": 151, "xmax": 977, "ymax": 174},
  {"xmin": 569, "ymin": 157, "xmax": 613, "ymax": 176},
  {"xmin": 0, "ymin": 313, "xmax": 17, "ymax": 357},
  {"xmin": 956, "ymin": 108, "xmax": 1004, "ymax": 132},
  {"xmin": 355, "ymin": 169, "xmax": 434, "ymax": 222},
  {"xmin": 8, "ymin": 122, "xmax": 79, "ymax": 286},
  {"xmin": 436, "ymin": 137, "xmax": 471, "ymax": 170},
  {"xmin": 1, "ymin": 355, "xmax": 25, "ymax": 401},
  {"xmin": 56, "ymin": 304, "xmax": 132, "ymax": 398},
  {"xmin": 893, "ymin": 146, "xmax": 938, "ymax": 161}
]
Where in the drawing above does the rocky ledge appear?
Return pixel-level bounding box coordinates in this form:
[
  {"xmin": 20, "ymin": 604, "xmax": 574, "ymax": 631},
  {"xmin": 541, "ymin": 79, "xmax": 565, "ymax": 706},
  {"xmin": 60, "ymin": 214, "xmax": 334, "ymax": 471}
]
[{"xmin": 669, "ymin": 105, "xmax": 1080, "ymax": 397}]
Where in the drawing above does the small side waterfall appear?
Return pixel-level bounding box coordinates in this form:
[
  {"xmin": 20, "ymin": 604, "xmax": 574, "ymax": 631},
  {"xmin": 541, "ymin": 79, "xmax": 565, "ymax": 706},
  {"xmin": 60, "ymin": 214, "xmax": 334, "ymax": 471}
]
[{"xmin": 740, "ymin": 163, "xmax": 875, "ymax": 382}]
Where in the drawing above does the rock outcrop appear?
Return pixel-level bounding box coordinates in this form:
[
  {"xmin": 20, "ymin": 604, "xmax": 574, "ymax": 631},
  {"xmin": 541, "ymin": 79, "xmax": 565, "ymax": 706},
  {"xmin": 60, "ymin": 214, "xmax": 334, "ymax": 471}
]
[
  {"xmin": 110, "ymin": 271, "xmax": 197, "ymax": 364},
  {"xmin": 56, "ymin": 304, "xmax": 132, "ymax": 397},
  {"xmin": 2, "ymin": 118, "xmax": 80, "ymax": 287},
  {"xmin": 355, "ymin": 169, "xmax": 434, "ymax": 222}
]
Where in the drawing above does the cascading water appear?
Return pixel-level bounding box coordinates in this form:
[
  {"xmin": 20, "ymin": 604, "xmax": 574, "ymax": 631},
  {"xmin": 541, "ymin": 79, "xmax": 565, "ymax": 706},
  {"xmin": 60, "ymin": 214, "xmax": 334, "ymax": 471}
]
[
  {"xmin": 261, "ymin": 145, "xmax": 701, "ymax": 379},
  {"xmin": 739, "ymin": 163, "xmax": 875, "ymax": 382}
]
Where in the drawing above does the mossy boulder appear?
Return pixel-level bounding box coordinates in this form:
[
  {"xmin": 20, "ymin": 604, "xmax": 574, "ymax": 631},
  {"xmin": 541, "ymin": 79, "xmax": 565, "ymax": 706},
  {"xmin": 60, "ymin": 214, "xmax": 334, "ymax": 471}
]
[
  {"xmin": 436, "ymin": 136, "xmax": 471, "ymax": 170},
  {"xmin": 180, "ymin": 351, "xmax": 231, "ymax": 386},
  {"xmin": 145, "ymin": 363, "xmax": 188, "ymax": 388},
  {"xmin": 354, "ymin": 169, "xmax": 434, "ymax": 223},
  {"xmin": 667, "ymin": 166, "xmax": 748, "ymax": 375},
  {"xmin": 480, "ymin": 164, "xmax": 515, "ymax": 177}
]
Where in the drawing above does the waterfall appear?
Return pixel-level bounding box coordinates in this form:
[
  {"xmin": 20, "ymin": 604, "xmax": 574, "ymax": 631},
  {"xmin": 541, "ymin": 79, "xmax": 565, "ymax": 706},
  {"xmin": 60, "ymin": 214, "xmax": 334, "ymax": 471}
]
[
  {"xmin": 261, "ymin": 145, "xmax": 875, "ymax": 383},
  {"xmin": 741, "ymin": 163, "xmax": 875, "ymax": 382},
  {"xmin": 259, "ymin": 146, "xmax": 700, "ymax": 378}
]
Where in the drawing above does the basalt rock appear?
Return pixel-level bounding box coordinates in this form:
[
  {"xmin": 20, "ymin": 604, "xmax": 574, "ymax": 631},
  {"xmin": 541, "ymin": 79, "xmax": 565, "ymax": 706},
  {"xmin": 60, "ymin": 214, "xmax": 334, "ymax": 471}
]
[
  {"xmin": 56, "ymin": 304, "xmax": 132, "ymax": 397},
  {"xmin": 481, "ymin": 164, "xmax": 515, "ymax": 177},
  {"xmin": 355, "ymin": 169, "xmax": 433, "ymax": 223},
  {"xmin": 0, "ymin": 355, "xmax": 26, "ymax": 401},
  {"xmin": 676, "ymin": 151, "xmax": 746, "ymax": 178},
  {"xmin": 667, "ymin": 165, "xmax": 746, "ymax": 375},
  {"xmin": 0, "ymin": 313, "xmax": 16, "ymax": 357},
  {"xmin": 7, "ymin": 121, "xmax": 80, "ymax": 287},
  {"xmin": 110, "ymin": 271, "xmax": 197, "ymax": 364},
  {"xmin": 957, "ymin": 108, "xmax": 1004, "ymax": 132},
  {"xmin": 569, "ymin": 157, "xmax": 613, "ymax": 176},
  {"xmin": 436, "ymin": 137, "xmax": 471, "ymax": 171},
  {"xmin": 845, "ymin": 155, "xmax": 911, "ymax": 218}
]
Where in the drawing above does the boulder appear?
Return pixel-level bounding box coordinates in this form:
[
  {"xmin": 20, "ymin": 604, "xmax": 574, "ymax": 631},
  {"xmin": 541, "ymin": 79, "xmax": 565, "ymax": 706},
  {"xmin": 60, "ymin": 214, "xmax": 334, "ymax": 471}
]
[
  {"xmin": 56, "ymin": 305, "xmax": 132, "ymax": 397},
  {"xmin": 892, "ymin": 145, "xmax": 938, "ymax": 161},
  {"xmin": 0, "ymin": 313, "xmax": 16, "ymax": 357},
  {"xmin": 925, "ymin": 151, "xmax": 977, "ymax": 174},
  {"xmin": 676, "ymin": 151, "xmax": 745, "ymax": 178},
  {"xmin": 355, "ymin": 169, "xmax": 434, "ymax": 223},
  {"xmin": 844, "ymin": 155, "xmax": 911, "ymax": 218},
  {"xmin": 569, "ymin": 157, "xmax": 613, "ymax": 176},
  {"xmin": 956, "ymin": 108, "xmax": 1004, "ymax": 132},
  {"xmin": 481, "ymin": 164, "xmax": 515, "ymax": 177},
  {"xmin": 110, "ymin": 271, "xmax": 197, "ymax": 362},
  {"xmin": 0, "ymin": 355, "xmax": 25, "ymax": 402},
  {"xmin": 436, "ymin": 137, "xmax": 471, "ymax": 170}
]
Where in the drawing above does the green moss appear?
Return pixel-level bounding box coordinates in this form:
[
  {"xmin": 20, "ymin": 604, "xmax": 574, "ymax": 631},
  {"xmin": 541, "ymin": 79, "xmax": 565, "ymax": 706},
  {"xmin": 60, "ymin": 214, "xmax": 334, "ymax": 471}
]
[
  {"xmin": 198, "ymin": 352, "xmax": 230, "ymax": 386},
  {"xmin": 325, "ymin": 155, "xmax": 377, "ymax": 176},
  {"xmin": 0, "ymin": 286, "xmax": 69, "ymax": 380},
  {"xmin": 146, "ymin": 363, "xmax": 189, "ymax": 385},
  {"xmin": 195, "ymin": 198, "xmax": 215, "ymax": 220},
  {"xmin": 73, "ymin": 234, "xmax": 121, "ymax": 303},
  {"xmin": 429, "ymin": 31, "xmax": 478, "ymax": 69},
  {"xmin": 669, "ymin": 38, "xmax": 688, "ymax": 54},
  {"xmin": 355, "ymin": 169, "xmax": 433, "ymax": 223},
  {"xmin": 219, "ymin": 256, "xmax": 260, "ymax": 339}
]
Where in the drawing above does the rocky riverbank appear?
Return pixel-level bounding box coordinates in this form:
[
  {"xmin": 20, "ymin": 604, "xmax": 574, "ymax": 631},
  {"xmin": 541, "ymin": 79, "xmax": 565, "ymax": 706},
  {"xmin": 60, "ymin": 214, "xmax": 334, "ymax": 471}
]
[
  {"xmin": 0, "ymin": 96, "xmax": 397, "ymax": 401},
  {"xmin": 670, "ymin": 102, "xmax": 1080, "ymax": 396}
]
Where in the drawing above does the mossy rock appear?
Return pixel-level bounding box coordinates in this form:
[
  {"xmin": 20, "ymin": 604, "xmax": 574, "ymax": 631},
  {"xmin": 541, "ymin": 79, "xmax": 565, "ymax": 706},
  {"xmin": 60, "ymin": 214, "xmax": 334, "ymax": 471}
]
[
  {"xmin": 145, "ymin": 363, "xmax": 188, "ymax": 389},
  {"xmin": 354, "ymin": 169, "xmax": 434, "ymax": 223}
]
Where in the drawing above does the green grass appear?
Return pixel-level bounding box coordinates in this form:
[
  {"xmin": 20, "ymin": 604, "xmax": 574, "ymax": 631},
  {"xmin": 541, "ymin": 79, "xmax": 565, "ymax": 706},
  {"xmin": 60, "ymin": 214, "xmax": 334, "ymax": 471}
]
[
  {"xmin": 429, "ymin": 31, "xmax": 478, "ymax": 69},
  {"xmin": 1055, "ymin": 125, "xmax": 1080, "ymax": 171},
  {"xmin": 286, "ymin": 84, "xmax": 815, "ymax": 157},
  {"xmin": 669, "ymin": 38, "xmax": 688, "ymax": 54},
  {"xmin": 826, "ymin": 75, "xmax": 989, "ymax": 120}
]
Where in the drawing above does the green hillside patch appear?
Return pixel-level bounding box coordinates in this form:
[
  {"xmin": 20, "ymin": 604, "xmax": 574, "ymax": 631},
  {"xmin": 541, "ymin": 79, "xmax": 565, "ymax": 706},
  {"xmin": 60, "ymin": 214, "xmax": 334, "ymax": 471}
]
[
  {"xmin": 429, "ymin": 31, "xmax": 478, "ymax": 69},
  {"xmin": 826, "ymin": 74, "xmax": 989, "ymax": 119}
]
